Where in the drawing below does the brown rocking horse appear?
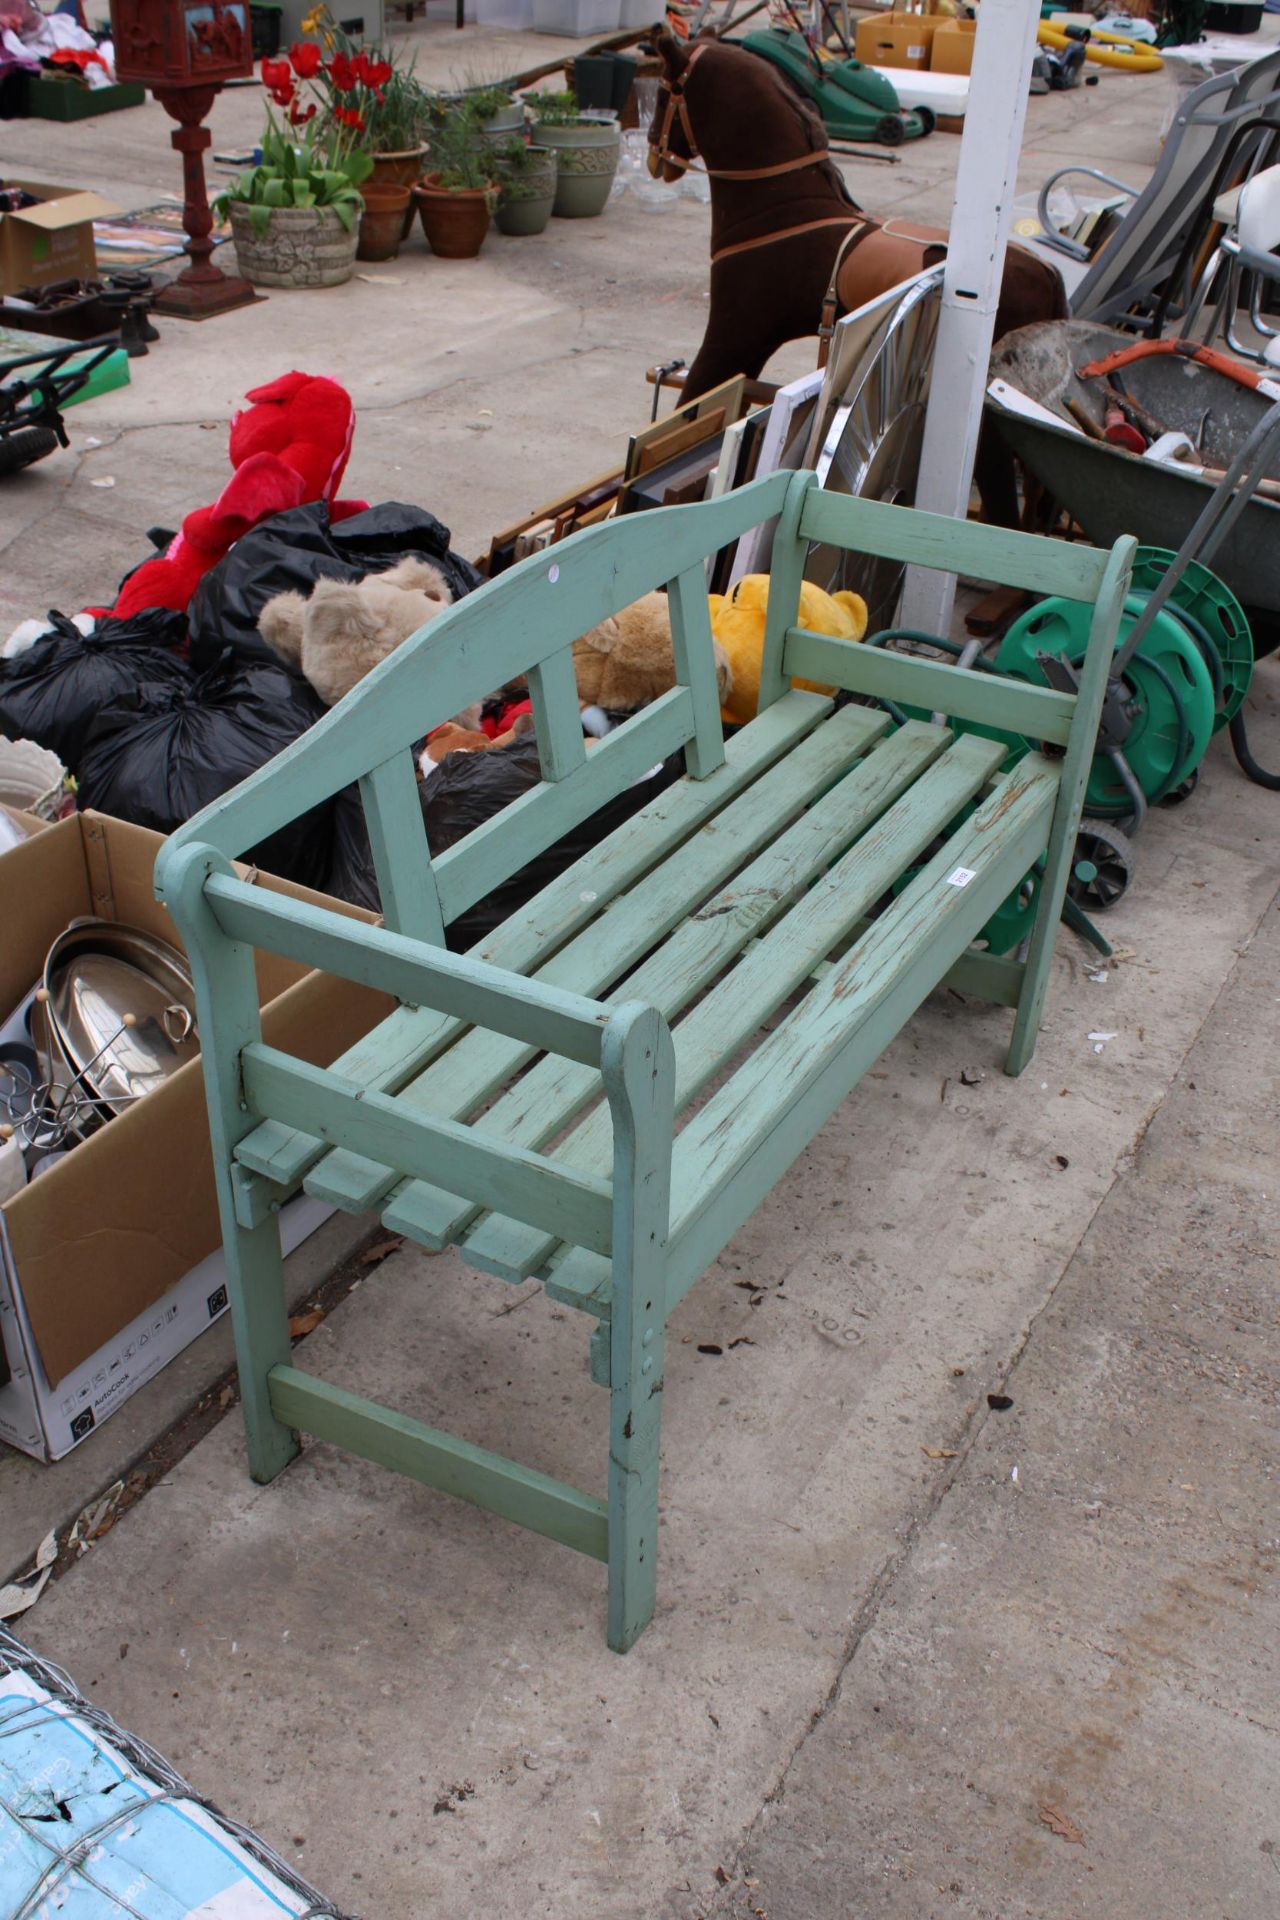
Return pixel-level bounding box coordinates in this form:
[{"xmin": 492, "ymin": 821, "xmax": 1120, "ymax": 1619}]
[{"xmin": 647, "ymin": 31, "xmax": 1067, "ymax": 522}]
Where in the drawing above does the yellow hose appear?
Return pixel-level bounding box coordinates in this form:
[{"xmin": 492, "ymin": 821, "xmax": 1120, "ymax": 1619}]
[{"xmin": 1036, "ymin": 19, "xmax": 1163, "ymax": 72}]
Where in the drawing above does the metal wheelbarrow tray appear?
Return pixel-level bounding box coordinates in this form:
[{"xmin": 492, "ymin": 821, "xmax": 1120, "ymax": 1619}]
[{"xmin": 986, "ymin": 319, "xmax": 1280, "ymax": 650}]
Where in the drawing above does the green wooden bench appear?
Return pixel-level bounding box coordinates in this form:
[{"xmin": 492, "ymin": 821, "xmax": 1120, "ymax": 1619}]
[{"xmin": 155, "ymin": 469, "xmax": 1132, "ymax": 1652}]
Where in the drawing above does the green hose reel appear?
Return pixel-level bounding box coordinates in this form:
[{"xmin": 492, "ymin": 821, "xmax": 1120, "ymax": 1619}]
[{"xmin": 997, "ymin": 548, "xmax": 1252, "ymax": 816}]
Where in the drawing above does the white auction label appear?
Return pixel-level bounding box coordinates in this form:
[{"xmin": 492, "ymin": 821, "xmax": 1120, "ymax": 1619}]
[{"xmin": 946, "ymin": 866, "xmax": 977, "ymax": 888}]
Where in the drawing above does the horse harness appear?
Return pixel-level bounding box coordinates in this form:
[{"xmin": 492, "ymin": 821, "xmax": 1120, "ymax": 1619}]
[{"xmin": 650, "ymin": 42, "xmax": 942, "ymax": 344}]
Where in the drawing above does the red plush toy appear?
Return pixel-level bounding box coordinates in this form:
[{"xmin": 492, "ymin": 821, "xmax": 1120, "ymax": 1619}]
[{"xmin": 112, "ymin": 372, "xmax": 367, "ymax": 620}]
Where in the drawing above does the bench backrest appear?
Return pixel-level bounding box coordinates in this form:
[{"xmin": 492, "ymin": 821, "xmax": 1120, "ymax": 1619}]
[{"xmin": 163, "ymin": 469, "xmax": 1121, "ymax": 945}]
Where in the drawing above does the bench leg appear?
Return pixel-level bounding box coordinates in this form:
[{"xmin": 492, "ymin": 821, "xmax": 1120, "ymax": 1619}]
[
  {"xmin": 603, "ymin": 1007, "xmax": 675, "ymax": 1653},
  {"xmin": 162, "ymin": 845, "xmax": 299, "ymax": 1484}
]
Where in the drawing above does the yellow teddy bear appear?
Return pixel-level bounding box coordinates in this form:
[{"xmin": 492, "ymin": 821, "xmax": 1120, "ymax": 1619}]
[{"xmin": 709, "ymin": 575, "xmax": 868, "ymax": 726}]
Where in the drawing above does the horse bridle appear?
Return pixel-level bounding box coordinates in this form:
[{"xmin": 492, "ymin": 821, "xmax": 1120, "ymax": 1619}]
[{"xmin": 650, "ymin": 42, "xmax": 836, "ymax": 184}]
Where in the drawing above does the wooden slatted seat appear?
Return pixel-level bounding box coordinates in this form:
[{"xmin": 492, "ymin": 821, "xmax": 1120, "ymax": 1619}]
[{"xmin": 156, "ymin": 468, "xmax": 1133, "ymax": 1651}]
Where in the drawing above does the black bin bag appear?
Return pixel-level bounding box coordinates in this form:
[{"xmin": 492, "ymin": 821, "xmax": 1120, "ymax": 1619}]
[
  {"xmin": 325, "ymin": 736, "xmax": 685, "ymax": 949},
  {"xmin": 0, "ymin": 609, "xmax": 190, "ymax": 767},
  {"xmin": 77, "ymin": 653, "xmax": 333, "ymax": 887},
  {"xmin": 188, "ymin": 501, "xmax": 484, "ymax": 670}
]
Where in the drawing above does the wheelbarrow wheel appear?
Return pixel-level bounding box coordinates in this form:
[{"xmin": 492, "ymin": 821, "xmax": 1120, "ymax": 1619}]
[
  {"xmin": 1068, "ymin": 823, "xmax": 1135, "ymax": 913},
  {"xmin": 0, "ymin": 426, "xmax": 59, "ymax": 476}
]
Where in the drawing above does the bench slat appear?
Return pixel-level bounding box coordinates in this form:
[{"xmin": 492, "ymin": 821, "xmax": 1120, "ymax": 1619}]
[
  {"xmin": 233, "ymin": 689, "xmax": 831, "ymax": 1187},
  {"xmin": 663, "ymin": 755, "xmax": 1060, "ymax": 1277},
  {"xmin": 783, "ymin": 629, "xmax": 1077, "ymax": 746},
  {"xmin": 383, "ymin": 717, "xmax": 943, "ymax": 1249},
  {"xmin": 243, "ymin": 1046, "xmax": 615, "ymax": 1255},
  {"xmin": 302, "ymin": 704, "xmax": 884, "ymax": 1216},
  {"xmin": 268, "ymin": 1365, "xmax": 608, "ymax": 1561},
  {"xmin": 799, "ymin": 489, "xmax": 1109, "ymax": 603},
  {"xmin": 467, "ymin": 730, "xmax": 1009, "ymax": 1289},
  {"xmin": 357, "ymin": 750, "xmax": 446, "ymax": 946},
  {"xmin": 434, "ymin": 687, "xmax": 696, "ymax": 926},
  {"xmin": 546, "ymin": 750, "xmax": 1061, "ymax": 1320}
]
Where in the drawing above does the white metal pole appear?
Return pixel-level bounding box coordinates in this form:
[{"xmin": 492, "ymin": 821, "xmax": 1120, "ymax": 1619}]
[{"xmin": 898, "ymin": 0, "xmax": 1042, "ymax": 637}]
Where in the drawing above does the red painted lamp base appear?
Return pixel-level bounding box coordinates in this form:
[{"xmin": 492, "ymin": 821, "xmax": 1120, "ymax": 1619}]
[{"xmin": 154, "ymin": 268, "xmax": 257, "ymax": 319}]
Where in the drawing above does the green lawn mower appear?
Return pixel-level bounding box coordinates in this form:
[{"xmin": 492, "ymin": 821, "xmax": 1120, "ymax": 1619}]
[{"xmin": 739, "ymin": 28, "xmax": 933, "ymax": 147}]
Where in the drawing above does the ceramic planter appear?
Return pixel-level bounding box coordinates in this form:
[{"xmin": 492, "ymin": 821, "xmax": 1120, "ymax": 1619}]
[
  {"xmin": 495, "ymin": 145, "xmax": 558, "ymax": 237},
  {"xmin": 532, "ymin": 119, "xmax": 620, "ymax": 219},
  {"xmin": 370, "ymin": 145, "xmax": 429, "ymax": 239},
  {"xmin": 227, "ymin": 202, "xmax": 358, "ymax": 288},
  {"xmin": 357, "ymin": 183, "xmax": 413, "ymax": 261},
  {"xmin": 414, "ymin": 173, "xmax": 494, "ymax": 259},
  {"xmin": 473, "ymin": 98, "xmax": 526, "ymax": 148}
]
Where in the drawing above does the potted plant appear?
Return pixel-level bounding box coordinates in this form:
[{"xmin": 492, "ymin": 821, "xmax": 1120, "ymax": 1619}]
[
  {"xmin": 214, "ymin": 110, "xmax": 371, "ymax": 288},
  {"xmin": 285, "ymin": 9, "xmax": 431, "ymax": 247},
  {"xmin": 413, "ymin": 109, "xmax": 497, "ymax": 259},
  {"xmin": 460, "ymin": 83, "xmax": 526, "ymax": 149},
  {"xmin": 529, "ymin": 90, "xmax": 620, "ymax": 220},
  {"xmin": 494, "ymin": 137, "xmax": 558, "ymax": 237}
]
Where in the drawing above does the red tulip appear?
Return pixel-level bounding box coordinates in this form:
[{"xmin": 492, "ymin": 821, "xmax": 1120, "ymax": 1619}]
[
  {"xmin": 289, "ymin": 41, "xmax": 322, "ymax": 78},
  {"xmin": 260, "ymin": 55, "xmax": 291, "ymax": 91},
  {"xmin": 328, "ymin": 50, "xmax": 356, "ymax": 90},
  {"xmin": 288, "ymin": 99, "xmax": 318, "ymax": 125}
]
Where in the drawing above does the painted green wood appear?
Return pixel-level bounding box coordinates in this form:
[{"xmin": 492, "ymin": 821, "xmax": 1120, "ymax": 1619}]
[
  {"xmin": 206, "ymin": 877, "xmax": 611, "ymax": 1068},
  {"xmin": 305, "ymin": 705, "xmax": 884, "ymax": 1220},
  {"xmin": 155, "ymin": 844, "xmax": 299, "ymax": 1482},
  {"xmin": 431, "ymin": 688, "xmax": 695, "ymax": 926},
  {"xmin": 666, "ymin": 563, "xmax": 728, "ymax": 779},
  {"xmin": 598, "ymin": 1004, "xmax": 675, "ymax": 1652},
  {"xmin": 233, "ymin": 691, "xmax": 829, "ymax": 1189},
  {"xmin": 546, "ymin": 754, "xmax": 1063, "ymax": 1325},
  {"xmin": 241, "ymin": 1045, "xmax": 615, "ymax": 1255},
  {"xmin": 945, "ymin": 947, "xmax": 1026, "ymax": 1008},
  {"xmin": 758, "ymin": 468, "xmax": 818, "ymax": 714},
  {"xmin": 357, "ymin": 750, "xmax": 446, "ymax": 947},
  {"xmin": 159, "ymin": 471, "xmax": 797, "ymax": 875},
  {"xmin": 1006, "ymin": 535, "xmax": 1136, "ymax": 1076},
  {"xmin": 479, "ymin": 732, "xmax": 1009, "ymax": 1289},
  {"xmin": 268, "ymin": 1364, "xmax": 609, "ymax": 1560},
  {"xmin": 784, "ymin": 628, "xmax": 1077, "ymax": 746},
  {"xmin": 526, "ymin": 644, "xmax": 589, "ymax": 783},
  {"xmin": 798, "ymin": 489, "xmax": 1111, "ymax": 603},
  {"xmin": 161, "ymin": 467, "xmax": 1130, "ymax": 1652},
  {"xmin": 454, "ymin": 720, "xmax": 952, "ymax": 1277},
  {"xmin": 661, "ymin": 756, "xmax": 1060, "ymax": 1286}
]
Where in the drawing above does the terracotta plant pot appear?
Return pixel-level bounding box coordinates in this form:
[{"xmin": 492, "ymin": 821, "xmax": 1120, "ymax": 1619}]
[
  {"xmin": 414, "ymin": 173, "xmax": 494, "ymax": 259},
  {"xmin": 227, "ymin": 202, "xmax": 358, "ymax": 289},
  {"xmin": 495, "ymin": 145, "xmax": 558, "ymax": 237},
  {"xmin": 357, "ymin": 183, "xmax": 413, "ymax": 261},
  {"xmin": 532, "ymin": 119, "xmax": 621, "ymax": 219},
  {"xmin": 370, "ymin": 146, "xmax": 429, "ymax": 239}
]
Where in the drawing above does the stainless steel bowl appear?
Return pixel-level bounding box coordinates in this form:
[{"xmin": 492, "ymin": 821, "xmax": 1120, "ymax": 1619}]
[{"xmin": 37, "ymin": 920, "xmax": 199, "ymax": 1116}]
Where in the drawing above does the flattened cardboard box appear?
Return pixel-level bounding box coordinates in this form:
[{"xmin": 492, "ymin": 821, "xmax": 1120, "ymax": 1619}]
[
  {"xmin": 0, "ymin": 811, "xmax": 392, "ymax": 1460},
  {"xmin": 0, "ymin": 179, "xmax": 120, "ymax": 295}
]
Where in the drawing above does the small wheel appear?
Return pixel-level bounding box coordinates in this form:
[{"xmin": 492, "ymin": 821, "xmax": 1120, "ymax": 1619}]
[
  {"xmin": 0, "ymin": 426, "xmax": 59, "ymax": 477},
  {"xmin": 1159, "ymin": 767, "xmax": 1199, "ymax": 807},
  {"xmin": 876, "ymin": 113, "xmax": 906, "ymax": 146},
  {"xmin": 914, "ymin": 107, "xmax": 936, "ymax": 137},
  {"xmin": 1068, "ymin": 823, "xmax": 1136, "ymax": 912}
]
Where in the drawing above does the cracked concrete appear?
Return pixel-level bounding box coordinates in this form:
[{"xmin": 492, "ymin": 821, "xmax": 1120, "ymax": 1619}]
[{"xmin": 3, "ymin": 19, "xmax": 1279, "ymax": 1919}]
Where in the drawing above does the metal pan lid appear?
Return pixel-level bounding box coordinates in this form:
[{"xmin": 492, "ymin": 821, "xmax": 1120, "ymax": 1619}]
[{"xmin": 42, "ymin": 920, "xmax": 199, "ymax": 1114}]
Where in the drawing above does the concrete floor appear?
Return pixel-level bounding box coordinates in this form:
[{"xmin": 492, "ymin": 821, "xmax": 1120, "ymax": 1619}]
[{"xmin": 3, "ymin": 20, "xmax": 1279, "ymax": 1919}]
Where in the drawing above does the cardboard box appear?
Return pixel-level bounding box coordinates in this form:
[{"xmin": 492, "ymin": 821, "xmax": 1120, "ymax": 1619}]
[
  {"xmin": 0, "ymin": 811, "xmax": 392, "ymax": 1460},
  {"xmin": 855, "ymin": 10, "xmax": 940, "ymax": 71},
  {"xmin": 930, "ymin": 19, "xmax": 977, "ymax": 76},
  {"xmin": 0, "ymin": 179, "xmax": 120, "ymax": 296}
]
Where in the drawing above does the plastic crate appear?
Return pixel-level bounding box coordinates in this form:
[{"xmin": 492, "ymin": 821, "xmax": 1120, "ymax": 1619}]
[{"xmin": 25, "ymin": 76, "xmax": 145, "ymax": 120}]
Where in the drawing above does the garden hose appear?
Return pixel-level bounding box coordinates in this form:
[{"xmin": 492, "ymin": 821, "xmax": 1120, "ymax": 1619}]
[
  {"xmin": 1036, "ymin": 20, "xmax": 1162, "ymax": 71},
  {"xmin": 1229, "ymin": 710, "xmax": 1280, "ymax": 789}
]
